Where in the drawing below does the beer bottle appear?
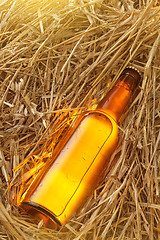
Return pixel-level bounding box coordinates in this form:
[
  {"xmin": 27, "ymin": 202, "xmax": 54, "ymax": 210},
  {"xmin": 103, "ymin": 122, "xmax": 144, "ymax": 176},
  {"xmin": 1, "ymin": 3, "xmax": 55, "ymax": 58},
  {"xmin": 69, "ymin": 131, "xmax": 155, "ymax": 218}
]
[{"xmin": 19, "ymin": 68, "xmax": 140, "ymax": 227}]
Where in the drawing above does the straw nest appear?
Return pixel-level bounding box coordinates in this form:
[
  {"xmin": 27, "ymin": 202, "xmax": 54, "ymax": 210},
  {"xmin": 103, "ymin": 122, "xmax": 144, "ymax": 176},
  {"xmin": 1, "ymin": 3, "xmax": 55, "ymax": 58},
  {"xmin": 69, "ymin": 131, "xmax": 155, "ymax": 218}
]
[{"xmin": 0, "ymin": 0, "xmax": 160, "ymax": 239}]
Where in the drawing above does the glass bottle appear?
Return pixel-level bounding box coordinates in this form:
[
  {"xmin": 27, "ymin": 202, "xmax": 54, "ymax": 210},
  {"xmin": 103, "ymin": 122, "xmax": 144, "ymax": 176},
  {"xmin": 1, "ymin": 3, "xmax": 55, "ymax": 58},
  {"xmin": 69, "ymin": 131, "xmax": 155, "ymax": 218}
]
[{"xmin": 18, "ymin": 68, "xmax": 140, "ymax": 228}]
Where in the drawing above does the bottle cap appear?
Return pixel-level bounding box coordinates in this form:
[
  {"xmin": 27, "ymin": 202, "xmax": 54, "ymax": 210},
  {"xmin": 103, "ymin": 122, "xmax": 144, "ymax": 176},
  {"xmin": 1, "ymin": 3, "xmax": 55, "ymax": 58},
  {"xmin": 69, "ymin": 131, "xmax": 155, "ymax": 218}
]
[
  {"xmin": 125, "ymin": 66, "xmax": 141, "ymax": 78},
  {"xmin": 119, "ymin": 67, "xmax": 141, "ymax": 91}
]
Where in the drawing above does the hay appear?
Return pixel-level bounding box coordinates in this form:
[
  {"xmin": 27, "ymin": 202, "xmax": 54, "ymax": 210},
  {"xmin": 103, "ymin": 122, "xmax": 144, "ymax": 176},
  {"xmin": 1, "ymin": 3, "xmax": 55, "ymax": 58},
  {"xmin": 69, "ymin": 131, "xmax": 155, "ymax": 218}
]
[{"xmin": 0, "ymin": 0, "xmax": 160, "ymax": 239}]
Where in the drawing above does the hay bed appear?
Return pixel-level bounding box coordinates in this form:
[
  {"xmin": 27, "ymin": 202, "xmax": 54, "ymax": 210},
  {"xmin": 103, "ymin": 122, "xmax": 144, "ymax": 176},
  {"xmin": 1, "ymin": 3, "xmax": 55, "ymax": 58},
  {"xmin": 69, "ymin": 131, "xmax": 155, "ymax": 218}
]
[{"xmin": 0, "ymin": 0, "xmax": 160, "ymax": 239}]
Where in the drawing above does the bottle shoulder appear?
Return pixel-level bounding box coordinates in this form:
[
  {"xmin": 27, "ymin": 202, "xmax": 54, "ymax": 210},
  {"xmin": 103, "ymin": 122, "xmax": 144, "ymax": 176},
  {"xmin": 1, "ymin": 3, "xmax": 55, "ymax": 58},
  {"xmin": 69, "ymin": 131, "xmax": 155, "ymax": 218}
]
[
  {"xmin": 88, "ymin": 109, "xmax": 118, "ymax": 126},
  {"xmin": 81, "ymin": 109, "xmax": 119, "ymax": 138}
]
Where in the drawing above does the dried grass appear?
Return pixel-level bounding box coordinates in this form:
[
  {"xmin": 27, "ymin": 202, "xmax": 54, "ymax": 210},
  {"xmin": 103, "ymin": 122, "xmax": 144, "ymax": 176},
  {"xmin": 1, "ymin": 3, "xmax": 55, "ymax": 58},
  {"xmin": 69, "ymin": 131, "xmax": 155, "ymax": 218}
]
[{"xmin": 0, "ymin": 0, "xmax": 160, "ymax": 239}]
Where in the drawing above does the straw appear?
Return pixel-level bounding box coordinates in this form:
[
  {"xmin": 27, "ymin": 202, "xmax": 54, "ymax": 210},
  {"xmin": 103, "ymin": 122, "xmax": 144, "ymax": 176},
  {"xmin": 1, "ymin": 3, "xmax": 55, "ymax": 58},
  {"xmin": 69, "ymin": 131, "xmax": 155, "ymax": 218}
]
[{"xmin": 0, "ymin": 0, "xmax": 160, "ymax": 239}]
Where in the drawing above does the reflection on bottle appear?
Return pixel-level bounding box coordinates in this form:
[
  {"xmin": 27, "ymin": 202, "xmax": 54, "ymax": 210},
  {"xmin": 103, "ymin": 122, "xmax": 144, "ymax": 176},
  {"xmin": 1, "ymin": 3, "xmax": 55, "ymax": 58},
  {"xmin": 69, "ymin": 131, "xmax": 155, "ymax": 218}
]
[{"xmin": 19, "ymin": 68, "xmax": 141, "ymax": 227}]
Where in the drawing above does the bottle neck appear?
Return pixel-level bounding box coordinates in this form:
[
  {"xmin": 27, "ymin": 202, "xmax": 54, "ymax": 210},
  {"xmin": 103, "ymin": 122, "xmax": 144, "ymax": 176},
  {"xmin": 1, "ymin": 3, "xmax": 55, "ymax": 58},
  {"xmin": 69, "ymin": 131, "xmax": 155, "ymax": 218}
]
[{"xmin": 97, "ymin": 68, "xmax": 140, "ymax": 122}]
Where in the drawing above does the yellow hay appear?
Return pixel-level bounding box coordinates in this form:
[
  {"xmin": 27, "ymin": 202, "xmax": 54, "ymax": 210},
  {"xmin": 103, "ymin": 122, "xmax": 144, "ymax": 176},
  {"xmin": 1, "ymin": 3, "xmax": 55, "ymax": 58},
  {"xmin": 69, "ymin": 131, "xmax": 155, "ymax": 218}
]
[{"xmin": 0, "ymin": 0, "xmax": 160, "ymax": 239}]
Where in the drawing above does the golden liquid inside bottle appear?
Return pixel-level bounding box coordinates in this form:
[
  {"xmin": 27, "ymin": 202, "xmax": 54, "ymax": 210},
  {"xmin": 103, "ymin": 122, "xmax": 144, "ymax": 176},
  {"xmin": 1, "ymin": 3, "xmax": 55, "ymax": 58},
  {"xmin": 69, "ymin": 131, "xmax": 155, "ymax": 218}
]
[{"xmin": 19, "ymin": 68, "xmax": 140, "ymax": 227}]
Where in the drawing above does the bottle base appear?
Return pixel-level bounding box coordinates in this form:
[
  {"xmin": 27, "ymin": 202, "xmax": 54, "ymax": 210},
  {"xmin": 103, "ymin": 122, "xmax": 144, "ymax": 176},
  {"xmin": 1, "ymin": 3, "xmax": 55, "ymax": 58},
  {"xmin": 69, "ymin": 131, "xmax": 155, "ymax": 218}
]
[{"xmin": 20, "ymin": 202, "xmax": 62, "ymax": 228}]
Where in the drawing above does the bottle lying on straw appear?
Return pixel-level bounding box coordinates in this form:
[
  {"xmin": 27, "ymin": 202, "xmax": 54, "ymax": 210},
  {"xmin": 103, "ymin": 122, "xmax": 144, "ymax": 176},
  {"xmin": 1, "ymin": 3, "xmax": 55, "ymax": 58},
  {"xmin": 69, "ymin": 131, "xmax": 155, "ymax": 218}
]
[{"xmin": 18, "ymin": 67, "xmax": 141, "ymax": 228}]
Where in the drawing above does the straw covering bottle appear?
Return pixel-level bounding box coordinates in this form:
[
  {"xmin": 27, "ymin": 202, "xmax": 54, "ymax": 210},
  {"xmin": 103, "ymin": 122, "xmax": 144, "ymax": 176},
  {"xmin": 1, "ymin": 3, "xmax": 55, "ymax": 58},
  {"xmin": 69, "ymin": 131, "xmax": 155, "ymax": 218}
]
[{"xmin": 19, "ymin": 68, "xmax": 140, "ymax": 227}]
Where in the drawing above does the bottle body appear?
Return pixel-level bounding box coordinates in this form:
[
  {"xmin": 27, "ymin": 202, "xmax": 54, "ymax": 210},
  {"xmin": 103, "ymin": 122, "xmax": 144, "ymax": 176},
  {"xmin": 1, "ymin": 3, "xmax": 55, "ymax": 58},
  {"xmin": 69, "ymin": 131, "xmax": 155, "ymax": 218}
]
[
  {"xmin": 20, "ymin": 110, "xmax": 118, "ymax": 226},
  {"xmin": 19, "ymin": 68, "xmax": 140, "ymax": 227}
]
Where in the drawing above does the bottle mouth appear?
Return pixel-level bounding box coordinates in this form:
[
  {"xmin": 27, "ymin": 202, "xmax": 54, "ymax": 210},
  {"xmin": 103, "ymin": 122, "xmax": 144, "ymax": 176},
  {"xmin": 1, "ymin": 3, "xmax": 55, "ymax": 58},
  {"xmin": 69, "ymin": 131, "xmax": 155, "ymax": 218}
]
[
  {"xmin": 119, "ymin": 67, "xmax": 141, "ymax": 91},
  {"xmin": 125, "ymin": 66, "xmax": 141, "ymax": 79}
]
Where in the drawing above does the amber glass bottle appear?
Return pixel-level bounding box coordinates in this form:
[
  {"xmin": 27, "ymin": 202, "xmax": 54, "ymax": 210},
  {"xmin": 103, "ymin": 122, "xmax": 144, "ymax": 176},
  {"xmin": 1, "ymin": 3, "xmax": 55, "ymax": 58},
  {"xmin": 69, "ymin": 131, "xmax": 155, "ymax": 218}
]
[{"xmin": 19, "ymin": 68, "xmax": 140, "ymax": 227}]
